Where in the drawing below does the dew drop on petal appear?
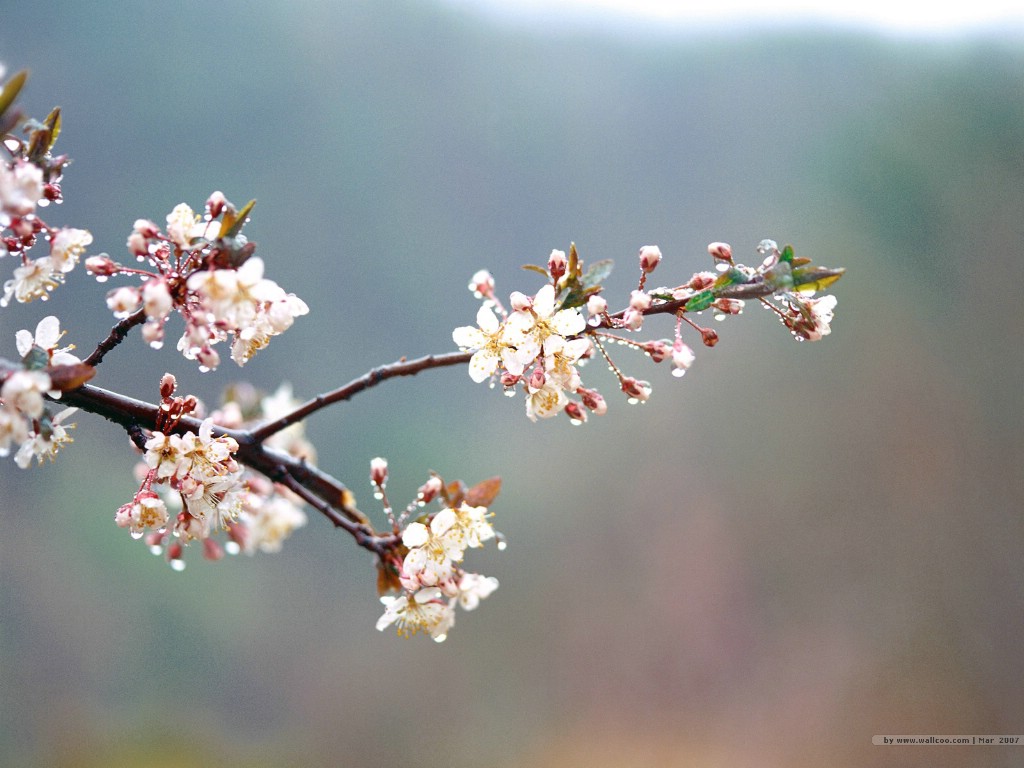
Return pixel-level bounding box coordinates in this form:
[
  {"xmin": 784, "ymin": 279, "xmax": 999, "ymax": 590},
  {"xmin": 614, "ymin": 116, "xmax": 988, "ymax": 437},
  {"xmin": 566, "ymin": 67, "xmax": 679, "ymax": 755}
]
[
  {"xmin": 150, "ymin": 340, "xmax": 165, "ymax": 350},
  {"xmin": 672, "ymin": 369, "xmax": 686, "ymax": 378},
  {"xmin": 130, "ymin": 530, "xmax": 144, "ymax": 540},
  {"xmin": 433, "ymin": 634, "xmax": 447, "ymax": 643},
  {"xmin": 170, "ymin": 559, "xmax": 186, "ymax": 572}
]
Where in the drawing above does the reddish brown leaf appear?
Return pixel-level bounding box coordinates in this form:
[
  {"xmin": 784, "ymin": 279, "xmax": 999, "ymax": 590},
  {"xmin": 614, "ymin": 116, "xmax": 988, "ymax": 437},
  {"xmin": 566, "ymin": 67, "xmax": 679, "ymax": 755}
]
[
  {"xmin": 46, "ymin": 363, "xmax": 95, "ymax": 392},
  {"xmin": 464, "ymin": 476, "xmax": 502, "ymax": 508}
]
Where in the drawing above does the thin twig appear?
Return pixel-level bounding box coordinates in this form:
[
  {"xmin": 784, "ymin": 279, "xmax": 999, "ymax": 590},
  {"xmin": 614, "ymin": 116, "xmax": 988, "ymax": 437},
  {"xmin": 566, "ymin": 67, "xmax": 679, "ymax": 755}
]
[
  {"xmin": 251, "ymin": 350, "xmax": 472, "ymax": 442},
  {"xmin": 84, "ymin": 308, "xmax": 148, "ymax": 366}
]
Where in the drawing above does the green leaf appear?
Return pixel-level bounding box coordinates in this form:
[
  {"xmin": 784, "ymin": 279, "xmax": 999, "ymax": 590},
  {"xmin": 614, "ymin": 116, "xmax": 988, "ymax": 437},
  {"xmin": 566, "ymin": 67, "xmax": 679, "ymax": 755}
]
[
  {"xmin": 219, "ymin": 198, "xmax": 256, "ymax": 239},
  {"xmin": 685, "ymin": 290, "xmax": 715, "ymax": 312},
  {"xmin": 43, "ymin": 107, "xmax": 61, "ymax": 151},
  {"xmin": 521, "ymin": 264, "xmax": 549, "ymax": 278},
  {"xmin": 558, "ymin": 258, "xmax": 613, "ymax": 309},
  {"xmin": 792, "ymin": 266, "xmax": 845, "ymax": 293},
  {"xmin": 0, "ymin": 69, "xmax": 28, "ymax": 122},
  {"xmin": 780, "ymin": 244, "xmax": 794, "ymax": 263}
]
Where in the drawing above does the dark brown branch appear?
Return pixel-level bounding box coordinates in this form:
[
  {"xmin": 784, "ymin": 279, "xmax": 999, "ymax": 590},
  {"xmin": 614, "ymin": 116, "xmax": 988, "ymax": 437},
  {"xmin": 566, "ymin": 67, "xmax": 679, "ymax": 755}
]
[
  {"xmin": 251, "ymin": 350, "xmax": 472, "ymax": 443},
  {"xmin": 58, "ymin": 382, "xmax": 371, "ymax": 530},
  {"xmin": 84, "ymin": 308, "xmax": 147, "ymax": 366}
]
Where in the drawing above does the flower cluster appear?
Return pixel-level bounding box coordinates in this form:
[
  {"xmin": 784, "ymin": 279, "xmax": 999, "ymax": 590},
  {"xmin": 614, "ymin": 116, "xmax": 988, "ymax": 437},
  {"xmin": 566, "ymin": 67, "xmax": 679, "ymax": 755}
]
[
  {"xmin": 0, "ymin": 316, "xmax": 80, "ymax": 466},
  {"xmin": 454, "ymin": 241, "xmax": 843, "ymax": 422},
  {"xmin": 88, "ymin": 193, "xmax": 309, "ymax": 369},
  {"xmin": 116, "ymin": 377, "xmax": 309, "ymax": 569},
  {"xmin": 1, "ymin": 75, "xmax": 93, "ymax": 306},
  {"xmin": 372, "ymin": 461, "xmax": 502, "ymax": 642}
]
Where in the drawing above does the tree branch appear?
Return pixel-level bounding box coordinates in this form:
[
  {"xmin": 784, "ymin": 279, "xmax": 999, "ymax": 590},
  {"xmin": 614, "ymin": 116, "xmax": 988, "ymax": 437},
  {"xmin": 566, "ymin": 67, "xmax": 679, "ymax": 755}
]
[{"xmin": 251, "ymin": 350, "xmax": 472, "ymax": 442}]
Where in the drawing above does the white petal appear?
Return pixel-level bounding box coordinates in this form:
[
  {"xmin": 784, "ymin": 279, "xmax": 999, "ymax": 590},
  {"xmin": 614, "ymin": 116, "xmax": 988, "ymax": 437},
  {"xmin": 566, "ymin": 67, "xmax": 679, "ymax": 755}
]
[
  {"xmin": 532, "ymin": 284, "xmax": 555, "ymax": 318},
  {"xmin": 551, "ymin": 307, "xmax": 586, "ymax": 337},
  {"xmin": 476, "ymin": 305, "xmax": 500, "ymax": 335},
  {"xmin": 15, "ymin": 329, "xmax": 33, "ymax": 357},
  {"xmin": 468, "ymin": 349, "xmax": 499, "ymax": 383},
  {"xmin": 34, "ymin": 316, "xmax": 62, "ymax": 349},
  {"xmin": 402, "ymin": 522, "xmax": 429, "ymax": 548},
  {"xmin": 452, "ymin": 325, "xmax": 485, "ymax": 350}
]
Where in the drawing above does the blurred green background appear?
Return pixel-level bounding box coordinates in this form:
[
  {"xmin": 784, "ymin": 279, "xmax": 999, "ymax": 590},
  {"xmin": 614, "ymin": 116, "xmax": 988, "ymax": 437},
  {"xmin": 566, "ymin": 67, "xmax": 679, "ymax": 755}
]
[{"xmin": 2, "ymin": 2, "xmax": 1023, "ymax": 766}]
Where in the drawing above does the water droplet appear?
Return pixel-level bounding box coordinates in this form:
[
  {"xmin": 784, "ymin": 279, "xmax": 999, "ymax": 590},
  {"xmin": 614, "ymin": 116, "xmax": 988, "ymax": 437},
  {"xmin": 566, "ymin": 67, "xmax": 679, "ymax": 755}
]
[
  {"xmin": 170, "ymin": 559, "xmax": 186, "ymax": 572},
  {"xmin": 149, "ymin": 545, "xmax": 163, "ymax": 556},
  {"xmin": 569, "ymin": 418, "xmax": 582, "ymax": 426},
  {"xmin": 672, "ymin": 369, "xmax": 686, "ymax": 378},
  {"xmin": 225, "ymin": 541, "xmax": 240, "ymax": 555},
  {"xmin": 715, "ymin": 262, "xmax": 729, "ymax": 273},
  {"xmin": 130, "ymin": 530, "xmax": 144, "ymax": 540},
  {"xmin": 433, "ymin": 634, "xmax": 448, "ymax": 643},
  {"xmin": 373, "ymin": 491, "xmax": 384, "ymax": 501},
  {"xmin": 497, "ymin": 540, "xmax": 508, "ymax": 551},
  {"xmin": 95, "ymin": 275, "xmax": 108, "ymax": 283},
  {"xmin": 149, "ymin": 340, "xmax": 164, "ymax": 350}
]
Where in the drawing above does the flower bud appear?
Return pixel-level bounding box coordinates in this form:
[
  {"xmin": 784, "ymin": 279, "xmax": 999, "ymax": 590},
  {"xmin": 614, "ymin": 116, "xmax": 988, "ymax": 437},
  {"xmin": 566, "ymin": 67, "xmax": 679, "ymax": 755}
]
[
  {"xmin": 638, "ymin": 245, "xmax": 662, "ymax": 274},
  {"xmin": 418, "ymin": 475, "xmax": 443, "ymax": 504},
  {"xmin": 708, "ymin": 242, "xmax": 732, "ymax": 262},
  {"xmin": 468, "ymin": 269, "xmax": 495, "ymax": 299},
  {"xmin": 370, "ymin": 456, "xmax": 389, "ymax": 487},
  {"xmin": 206, "ymin": 190, "xmax": 227, "ymax": 219},
  {"xmin": 509, "ymin": 291, "xmax": 532, "ymax": 312},
  {"xmin": 689, "ymin": 271, "xmax": 716, "ymax": 291},
  {"xmin": 622, "ymin": 307, "xmax": 644, "ymax": 331},
  {"xmin": 620, "ymin": 376, "xmax": 652, "ymax": 403},
  {"xmin": 527, "ymin": 365, "xmax": 546, "ymax": 391},
  {"xmin": 629, "ymin": 290, "xmax": 652, "ymax": 311},
  {"xmin": 712, "ymin": 298, "xmax": 744, "ymax": 316},
  {"xmin": 642, "ymin": 340, "xmax": 672, "ymax": 362},
  {"xmin": 586, "ymin": 294, "xmax": 607, "ymax": 319},
  {"xmin": 671, "ymin": 340, "xmax": 695, "ymax": 377},
  {"xmin": 701, "ymin": 328, "xmax": 719, "ymax": 347},
  {"xmin": 159, "ymin": 373, "xmax": 177, "ymax": 399},
  {"xmin": 85, "ymin": 254, "xmax": 119, "ymax": 277},
  {"xmin": 548, "ymin": 249, "xmax": 567, "ymax": 281},
  {"xmin": 578, "ymin": 386, "xmax": 607, "ymax": 415},
  {"xmin": 142, "ymin": 279, "xmax": 173, "ymax": 319},
  {"xmin": 133, "ymin": 219, "xmax": 161, "ymax": 238},
  {"xmin": 563, "ymin": 401, "xmax": 587, "ymax": 423}
]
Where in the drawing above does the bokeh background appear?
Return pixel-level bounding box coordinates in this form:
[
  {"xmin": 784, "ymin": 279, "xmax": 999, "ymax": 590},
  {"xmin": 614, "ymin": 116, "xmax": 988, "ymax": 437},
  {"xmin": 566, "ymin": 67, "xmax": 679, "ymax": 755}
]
[{"xmin": 2, "ymin": 2, "xmax": 1023, "ymax": 766}]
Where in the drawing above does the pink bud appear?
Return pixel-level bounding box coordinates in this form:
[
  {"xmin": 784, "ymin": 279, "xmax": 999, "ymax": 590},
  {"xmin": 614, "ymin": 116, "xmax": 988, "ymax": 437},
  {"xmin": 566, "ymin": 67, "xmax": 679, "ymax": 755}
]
[
  {"xmin": 203, "ymin": 538, "xmax": 225, "ymax": 561},
  {"xmin": 638, "ymin": 245, "xmax": 662, "ymax": 274},
  {"xmin": 548, "ymin": 249, "xmax": 567, "ymax": 280},
  {"xmin": 689, "ymin": 272, "xmax": 716, "ymax": 291},
  {"xmin": 528, "ymin": 365, "xmax": 546, "ymax": 391},
  {"xmin": 621, "ymin": 377, "xmax": 652, "ymax": 403},
  {"xmin": 468, "ymin": 270, "xmax": 495, "ymax": 299},
  {"xmin": 370, "ymin": 456, "xmax": 389, "ymax": 487},
  {"xmin": 197, "ymin": 346, "xmax": 220, "ymax": 370},
  {"xmin": 701, "ymin": 328, "xmax": 719, "ymax": 347},
  {"xmin": 206, "ymin": 191, "xmax": 227, "ymax": 219},
  {"xmin": 642, "ymin": 340, "xmax": 672, "ymax": 362},
  {"xmin": 85, "ymin": 254, "xmax": 120, "ymax": 277},
  {"xmin": 586, "ymin": 294, "xmax": 607, "ymax": 318},
  {"xmin": 418, "ymin": 475, "xmax": 443, "ymax": 504},
  {"xmin": 708, "ymin": 242, "xmax": 732, "ymax": 262},
  {"xmin": 159, "ymin": 373, "xmax": 177, "ymax": 399},
  {"xmin": 578, "ymin": 387, "xmax": 607, "ymax": 415},
  {"xmin": 500, "ymin": 371, "xmax": 521, "ymax": 388},
  {"xmin": 629, "ymin": 290, "xmax": 652, "ymax": 311},
  {"xmin": 712, "ymin": 298, "xmax": 744, "ymax": 315},
  {"xmin": 509, "ymin": 291, "xmax": 532, "ymax": 312},
  {"xmin": 133, "ymin": 219, "xmax": 160, "ymax": 238},
  {"xmin": 622, "ymin": 307, "xmax": 644, "ymax": 331},
  {"xmin": 564, "ymin": 401, "xmax": 587, "ymax": 423}
]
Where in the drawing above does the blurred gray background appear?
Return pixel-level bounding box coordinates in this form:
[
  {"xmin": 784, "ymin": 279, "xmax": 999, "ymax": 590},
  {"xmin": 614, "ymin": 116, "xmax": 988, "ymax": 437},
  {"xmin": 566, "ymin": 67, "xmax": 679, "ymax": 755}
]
[{"xmin": 1, "ymin": 2, "xmax": 1022, "ymax": 766}]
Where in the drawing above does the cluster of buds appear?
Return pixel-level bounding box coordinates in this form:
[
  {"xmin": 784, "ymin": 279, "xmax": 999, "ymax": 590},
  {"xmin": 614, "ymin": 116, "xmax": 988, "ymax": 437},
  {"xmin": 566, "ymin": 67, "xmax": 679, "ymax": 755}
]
[
  {"xmin": 86, "ymin": 193, "xmax": 309, "ymax": 370},
  {"xmin": 116, "ymin": 375, "xmax": 308, "ymax": 569},
  {"xmin": 372, "ymin": 459, "xmax": 502, "ymax": 642},
  {"xmin": 0, "ymin": 315, "xmax": 86, "ymax": 466},
  {"xmin": 454, "ymin": 240, "xmax": 843, "ymax": 422},
  {"xmin": 0, "ymin": 70, "xmax": 92, "ymax": 307}
]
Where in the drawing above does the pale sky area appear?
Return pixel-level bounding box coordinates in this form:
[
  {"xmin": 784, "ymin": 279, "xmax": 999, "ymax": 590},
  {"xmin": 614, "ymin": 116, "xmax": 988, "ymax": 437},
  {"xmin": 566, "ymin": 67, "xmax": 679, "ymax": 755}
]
[{"xmin": 444, "ymin": 0, "xmax": 1024, "ymax": 33}]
